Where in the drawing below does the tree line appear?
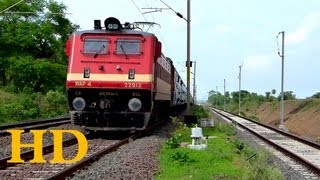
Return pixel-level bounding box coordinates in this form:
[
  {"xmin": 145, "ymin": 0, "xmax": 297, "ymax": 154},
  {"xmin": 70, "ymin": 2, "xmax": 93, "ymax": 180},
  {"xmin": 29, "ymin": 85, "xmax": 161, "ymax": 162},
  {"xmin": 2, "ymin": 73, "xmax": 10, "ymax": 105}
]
[
  {"xmin": 0, "ymin": 0, "xmax": 78, "ymax": 93},
  {"xmin": 0, "ymin": 0, "xmax": 78, "ymax": 123},
  {"xmin": 208, "ymin": 89, "xmax": 320, "ymax": 111}
]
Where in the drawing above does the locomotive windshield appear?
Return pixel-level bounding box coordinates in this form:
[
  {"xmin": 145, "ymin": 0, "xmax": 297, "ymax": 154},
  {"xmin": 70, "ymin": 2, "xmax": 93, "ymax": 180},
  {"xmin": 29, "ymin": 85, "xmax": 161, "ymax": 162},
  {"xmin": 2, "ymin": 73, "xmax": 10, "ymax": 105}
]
[
  {"xmin": 83, "ymin": 38, "xmax": 108, "ymax": 54},
  {"xmin": 116, "ymin": 39, "xmax": 141, "ymax": 55}
]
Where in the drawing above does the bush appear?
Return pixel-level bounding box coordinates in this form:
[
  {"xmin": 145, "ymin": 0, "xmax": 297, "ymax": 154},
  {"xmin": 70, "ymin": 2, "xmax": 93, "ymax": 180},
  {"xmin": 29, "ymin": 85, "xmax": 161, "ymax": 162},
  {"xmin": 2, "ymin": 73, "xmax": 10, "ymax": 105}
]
[
  {"xmin": 233, "ymin": 139, "xmax": 245, "ymax": 152},
  {"xmin": 169, "ymin": 150, "xmax": 194, "ymax": 164},
  {"xmin": 0, "ymin": 95, "xmax": 40, "ymax": 122},
  {"xmin": 215, "ymin": 122, "xmax": 236, "ymax": 136},
  {"xmin": 43, "ymin": 90, "xmax": 67, "ymax": 117},
  {"xmin": 193, "ymin": 105, "xmax": 209, "ymax": 119},
  {"xmin": 166, "ymin": 134, "xmax": 182, "ymax": 149},
  {"xmin": 0, "ymin": 90, "xmax": 68, "ymax": 124}
]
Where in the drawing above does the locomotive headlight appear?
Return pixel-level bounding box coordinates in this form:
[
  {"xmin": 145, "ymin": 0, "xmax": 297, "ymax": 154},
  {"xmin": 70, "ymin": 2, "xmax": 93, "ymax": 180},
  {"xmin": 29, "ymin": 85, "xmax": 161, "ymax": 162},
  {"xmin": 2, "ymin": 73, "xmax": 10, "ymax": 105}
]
[
  {"xmin": 128, "ymin": 69, "xmax": 135, "ymax": 79},
  {"xmin": 84, "ymin": 67, "xmax": 90, "ymax": 78},
  {"xmin": 104, "ymin": 17, "xmax": 121, "ymax": 31},
  {"xmin": 128, "ymin": 98, "xmax": 142, "ymax": 112},
  {"xmin": 72, "ymin": 97, "xmax": 86, "ymax": 111},
  {"xmin": 108, "ymin": 24, "xmax": 119, "ymax": 30}
]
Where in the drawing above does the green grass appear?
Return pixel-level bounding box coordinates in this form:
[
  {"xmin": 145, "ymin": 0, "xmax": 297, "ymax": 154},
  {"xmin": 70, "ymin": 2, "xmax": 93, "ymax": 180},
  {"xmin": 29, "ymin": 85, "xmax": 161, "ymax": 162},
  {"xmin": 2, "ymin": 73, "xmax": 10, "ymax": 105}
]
[
  {"xmin": 301, "ymin": 99, "xmax": 320, "ymax": 112},
  {"xmin": 156, "ymin": 122, "xmax": 283, "ymax": 179},
  {"xmin": 0, "ymin": 89, "xmax": 68, "ymax": 123}
]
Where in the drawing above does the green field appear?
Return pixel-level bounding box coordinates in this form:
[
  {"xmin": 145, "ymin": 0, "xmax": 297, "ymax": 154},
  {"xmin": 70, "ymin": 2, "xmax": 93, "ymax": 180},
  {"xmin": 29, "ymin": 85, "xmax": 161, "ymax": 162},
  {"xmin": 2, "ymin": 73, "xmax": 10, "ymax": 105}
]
[{"xmin": 156, "ymin": 121, "xmax": 283, "ymax": 179}]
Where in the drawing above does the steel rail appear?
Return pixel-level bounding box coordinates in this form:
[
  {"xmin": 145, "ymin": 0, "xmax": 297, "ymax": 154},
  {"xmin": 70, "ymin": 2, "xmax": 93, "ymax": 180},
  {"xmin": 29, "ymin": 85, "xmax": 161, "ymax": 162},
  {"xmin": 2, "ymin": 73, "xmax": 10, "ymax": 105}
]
[
  {"xmin": 0, "ymin": 116, "xmax": 71, "ymax": 136},
  {"xmin": 0, "ymin": 116, "xmax": 70, "ymax": 130},
  {"xmin": 214, "ymin": 108, "xmax": 320, "ymax": 149},
  {"xmin": 212, "ymin": 108, "xmax": 320, "ymax": 174}
]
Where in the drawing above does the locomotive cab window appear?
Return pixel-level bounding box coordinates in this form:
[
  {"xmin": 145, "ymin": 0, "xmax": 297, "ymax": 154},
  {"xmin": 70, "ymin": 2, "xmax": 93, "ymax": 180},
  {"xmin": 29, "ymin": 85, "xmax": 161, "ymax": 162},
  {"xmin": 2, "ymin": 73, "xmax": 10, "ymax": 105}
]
[
  {"xmin": 83, "ymin": 39, "xmax": 108, "ymax": 54},
  {"xmin": 116, "ymin": 39, "xmax": 141, "ymax": 55}
]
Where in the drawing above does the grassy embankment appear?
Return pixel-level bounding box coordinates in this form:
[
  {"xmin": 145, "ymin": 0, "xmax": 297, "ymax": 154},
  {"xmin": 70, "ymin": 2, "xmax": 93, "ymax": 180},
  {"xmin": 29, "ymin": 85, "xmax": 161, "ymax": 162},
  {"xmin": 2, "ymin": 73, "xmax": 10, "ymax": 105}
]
[
  {"xmin": 242, "ymin": 99, "xmax": 320, "ymax": 143},
  {"xmin": 0, "ymin": 89, "xmax": 67, "ymax": 124},
  {"xmin": 156, "ymin": 106, "xmax": 283, "ymax": 179}
]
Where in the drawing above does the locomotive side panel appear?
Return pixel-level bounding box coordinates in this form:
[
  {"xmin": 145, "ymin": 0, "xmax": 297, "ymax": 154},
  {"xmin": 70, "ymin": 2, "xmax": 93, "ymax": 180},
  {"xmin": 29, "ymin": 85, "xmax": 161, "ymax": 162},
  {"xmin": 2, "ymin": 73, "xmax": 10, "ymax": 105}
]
[{"xmin": 154, "ymin": 55, "xmax": 171, "ymax": 101}]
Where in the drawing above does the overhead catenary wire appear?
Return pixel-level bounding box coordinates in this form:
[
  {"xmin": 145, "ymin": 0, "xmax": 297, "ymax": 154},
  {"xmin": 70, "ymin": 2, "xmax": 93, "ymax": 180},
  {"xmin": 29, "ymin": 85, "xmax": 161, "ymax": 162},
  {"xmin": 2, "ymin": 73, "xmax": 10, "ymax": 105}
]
[
  {"xmin": 159, "ymin": 0, "xmax": 187, "ymax": 22},
  {"xmin": 131, "ymin": 0, "xmax": 156, "ymax": 32},
  {"xmin": 131, "ymin": 0, "xmax": 187, "ymax": 78},
  {"xmin": 145, "ymin": 0, "xmax": 188, "ymax": 67},
  {"xmin": 130, "ymin": 0, "xmax": 148, "ymax": 22},
  {"xmin": 142, "ymin": 0, "xmax": 170, "ymax": 53}
]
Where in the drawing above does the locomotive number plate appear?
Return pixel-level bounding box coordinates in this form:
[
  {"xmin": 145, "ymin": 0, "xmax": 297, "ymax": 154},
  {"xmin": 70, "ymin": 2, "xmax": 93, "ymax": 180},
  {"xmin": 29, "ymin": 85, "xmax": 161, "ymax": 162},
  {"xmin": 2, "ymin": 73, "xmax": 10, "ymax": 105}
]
[
  {"xmin": 75, "ymin": 81, "xmax": 92, "ymax": 87},
  {"xmin": 124, "ymin": 82, "xmax": 142, "ymax": 88}
]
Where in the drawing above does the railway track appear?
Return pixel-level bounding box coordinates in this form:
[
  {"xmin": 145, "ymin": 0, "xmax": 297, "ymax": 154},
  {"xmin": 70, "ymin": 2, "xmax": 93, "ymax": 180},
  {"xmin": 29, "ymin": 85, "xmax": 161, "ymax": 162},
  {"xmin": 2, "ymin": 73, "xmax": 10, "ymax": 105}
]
[
  {"xmin": 0, "ymin": 119, "xmax": 164, "ymax": 179},
  {"xmin": 212, "ymin": 108, "xmax": 320, "ymax": 178},
  {"xmin": 0, "ymin": 116, "xmax": 71, "ymax": 136},
  {"xmin": 0, "ymin": 136, "xmax": 120, "ymax": 179}
]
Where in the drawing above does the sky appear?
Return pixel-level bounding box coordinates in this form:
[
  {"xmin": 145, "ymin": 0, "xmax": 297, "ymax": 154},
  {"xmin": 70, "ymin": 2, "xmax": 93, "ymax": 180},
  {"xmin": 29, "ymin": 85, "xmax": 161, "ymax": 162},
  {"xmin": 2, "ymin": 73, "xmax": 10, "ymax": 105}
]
[{"xmin": 57, "ymin": 0, "xmax": 320, "ymax": 101}]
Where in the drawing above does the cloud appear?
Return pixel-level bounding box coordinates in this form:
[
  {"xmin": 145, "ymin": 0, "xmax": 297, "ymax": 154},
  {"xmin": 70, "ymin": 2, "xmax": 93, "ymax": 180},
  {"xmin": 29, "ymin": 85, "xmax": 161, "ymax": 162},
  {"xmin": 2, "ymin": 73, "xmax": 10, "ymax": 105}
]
[
  {"xmin": 244, "ymin": 54, "xmax": 275, "ymax": 73},
  {"xmin": 286, "ymin": 12, "xmax": 320, "ymax": 45}
]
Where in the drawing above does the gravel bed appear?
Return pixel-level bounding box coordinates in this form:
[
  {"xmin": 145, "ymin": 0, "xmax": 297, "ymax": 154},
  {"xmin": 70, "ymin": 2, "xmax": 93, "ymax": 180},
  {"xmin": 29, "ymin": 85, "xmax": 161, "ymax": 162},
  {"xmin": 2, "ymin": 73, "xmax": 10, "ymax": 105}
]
[
  {"xmin": 70, "ymin": 121, "xmax": 174, "ymax": 180},
  {"xmin": 211, "ymin": 112, "xmax": 310, "ymax": 180},
  {"xmin": 0, "ymin": 124, "xmax": 86, "ymax": 159},
  {"xmin": 0, "ymin": 138, "xmax": 118, "ymax": 179}
]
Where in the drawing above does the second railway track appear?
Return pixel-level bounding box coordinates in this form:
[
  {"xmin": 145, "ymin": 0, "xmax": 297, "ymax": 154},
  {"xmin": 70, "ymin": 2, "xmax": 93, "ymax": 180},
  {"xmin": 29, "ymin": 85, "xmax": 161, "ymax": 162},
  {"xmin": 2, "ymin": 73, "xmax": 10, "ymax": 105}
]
[
  {"xmin": 212, "ymin": 108, "xmax": 320, "ymax": 178},
  {"xmin": 0, "ymin": 116, "xmax": 71, "ymax": 136}
]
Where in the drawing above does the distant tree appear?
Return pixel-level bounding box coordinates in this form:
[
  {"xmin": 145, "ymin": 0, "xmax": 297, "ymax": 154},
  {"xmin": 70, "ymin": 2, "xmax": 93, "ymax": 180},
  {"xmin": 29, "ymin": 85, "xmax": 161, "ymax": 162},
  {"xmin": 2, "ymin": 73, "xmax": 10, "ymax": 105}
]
[
  {"xmin": 278, "ymin": 91, "xmax": 296, "ymax": 100},
  {"xmin": 225, "ymin": 91, "xmax": 230, "ymax": 99},
  {"xmin": 207, "ymin": 90, "xmax": 226, "ymax": 107},
  {"xmin": 265, "ymin": 92, "xmax": 271, "ymax": 99},
  {"xmin": 231, "ymin": 90, "xmax": 250, "ymax": 101},
  {"xmin": 208, "ymin": 90, "xmax": 215, "ymax": 97},
  {"xmin": 311, "ymin": 92, "xmax": 320, "ymax": 99}
]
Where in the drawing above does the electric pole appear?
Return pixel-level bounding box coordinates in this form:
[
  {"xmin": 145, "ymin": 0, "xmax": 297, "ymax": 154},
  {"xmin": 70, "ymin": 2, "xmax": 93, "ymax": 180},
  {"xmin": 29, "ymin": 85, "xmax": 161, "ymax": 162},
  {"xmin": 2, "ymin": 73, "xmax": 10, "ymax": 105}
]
[
  {"xmin": 224, "ymin": 79, "xmax": 226, "ymax": 111},
  {"xmin": 216, "ymin": 86, "xmax": 218, "ymax": 108},
  {"xmin": 193, "ymin": 61, "xmax": 196, "ymax": 104},
  {"xmin": 278, "ymin": 31, "xmax": 286, "ymax": 130},
  {"xmin": 238, "ymin": 65, "xmax": 242, "ymax": 115},
  {"xmin": 143, "ymin": 0, "xmax": 191, "ymax": 114},
  {"xmin": 186, "ymin": 0, "xmax": 191, "ymax": 115}
]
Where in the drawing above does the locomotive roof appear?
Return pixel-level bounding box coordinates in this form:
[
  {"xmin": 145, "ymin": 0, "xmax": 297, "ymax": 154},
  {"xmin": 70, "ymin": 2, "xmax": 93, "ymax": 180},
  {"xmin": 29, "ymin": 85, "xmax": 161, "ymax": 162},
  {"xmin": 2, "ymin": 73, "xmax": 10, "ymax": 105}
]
[{"xmin": 73, "ymin": 29, "xmax": 156, "ymax": 37}]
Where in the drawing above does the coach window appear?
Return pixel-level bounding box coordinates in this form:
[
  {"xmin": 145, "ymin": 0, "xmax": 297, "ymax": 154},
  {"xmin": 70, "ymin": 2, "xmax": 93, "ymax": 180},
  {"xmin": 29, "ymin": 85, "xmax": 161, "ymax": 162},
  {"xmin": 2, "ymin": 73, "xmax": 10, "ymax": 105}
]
[
  {"xmin": 83, "ymin": 39, "xmax": 108, "ymax": 54},
  {"xmin": 116, "ymin": 39, "xmax": 141, "ymax": 55}
]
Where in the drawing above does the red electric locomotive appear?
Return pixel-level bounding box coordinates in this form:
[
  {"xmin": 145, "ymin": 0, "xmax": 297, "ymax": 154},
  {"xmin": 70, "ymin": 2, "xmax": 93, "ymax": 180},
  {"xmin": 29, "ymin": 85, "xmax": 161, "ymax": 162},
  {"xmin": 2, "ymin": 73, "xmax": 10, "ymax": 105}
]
[{"xmin": 65, "ymin": 17, "xmax": 186, "ymax": 131}]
